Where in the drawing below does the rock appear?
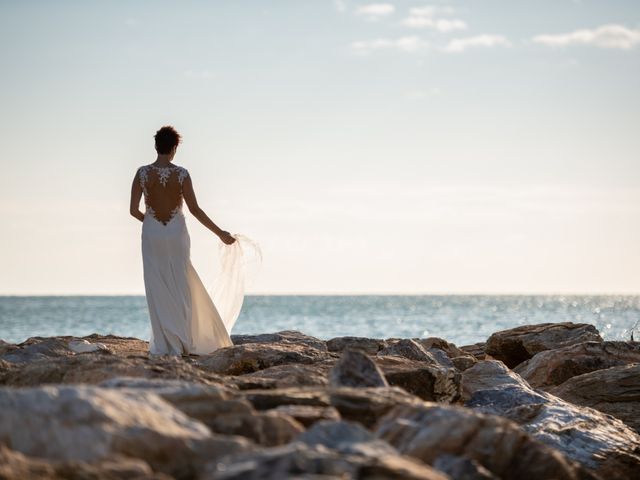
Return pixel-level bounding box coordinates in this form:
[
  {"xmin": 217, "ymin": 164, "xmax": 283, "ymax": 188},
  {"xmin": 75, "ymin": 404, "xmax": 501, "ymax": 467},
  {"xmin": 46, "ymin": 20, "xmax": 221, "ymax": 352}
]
[
  {"xmin": 297, "ymin": 419, "xmax": 397, "ymax": 457},
  {"xmin": 460, "ymin": 342, "xmax": 487, "ymax": 360},
  {"xmin": 375, "ymin": 355, "xmax": 460, "ymax": 402},
  {"xmin": 326, "ymin": 336, "xmax": 387, "ymax": 355},
  {"xmin": 514, "ymin": 341, "xmax": 640, "ymax": 389},
  {"xmin": 0, "ymin": 385, "xmax": 250, "ymax": 477},
  {"xmin": 237, "ymin": 361, "xmax": 334, "ymax": 388},
  {"xmin": 460, "ymin": 359, "xmax": 531, "ymax": 402},
  {"xmin": 432, "ymin": 454, "xmax": 498, "ymax": 480},
  {"xmin": 329, "ymin": 349, "xmax": 389, "ymax": 388},
  {"xmin": 549, "ymin": 363, "xmax": 640, "ymax": 434},
  {"xmin": 68, "ymin": 339, "xmax": 111, "ymax": 354},
  {"xmin": 271, "ymin": 404, "xmax": 341, "ymax": 427},
  {"xmin": 242, "ymin": 386, "xmax": 423, "ymax": 429},
  {"xmin": 0, "ymin": 352, "xmax": 228, "ymax": 387},
  {"xmin": 0, "ymin": 445, "xmax": 171, "ymax": 480},
  {"xmin": 451, "ymin": 355, "xmax": 478, "ymax": 371},
  {"xmin": 209, "ymin": 411, "xmax": 304, "ymax": 446},
  {"xmin": 1, "ymin": 336, "xmax": 79, "ymax": 363},
  {"xmin": 197, "ymin": 342, "xmax": 330, "ymax": 375},
  {"xmin": 485, "ymin": 322, "xmax": 603, "ymax": 368},
  {"xmin": 464, "ymin": 360, "xmax": 640, "ymax": 477},
  {"xmin": 0, "ymin": 340, "xmax": 18, "ymax": 356},
  {"xmin": 379, "ymin": 339, "xmax": 439, "ymax": 363},
  {"xmin": 204, "ymin": 442, "xmax": 448, "ymax": 480},
  {"xmin": 375, "ymin": 402, "xmax": 595, "ymax": 480},
  {"xmin": 230, "ymin": 330, "xmax": 327, "ymax": 352},
  {"xmin": 414, "ymin": 337, "xmax": 468, "ymax": 359}
]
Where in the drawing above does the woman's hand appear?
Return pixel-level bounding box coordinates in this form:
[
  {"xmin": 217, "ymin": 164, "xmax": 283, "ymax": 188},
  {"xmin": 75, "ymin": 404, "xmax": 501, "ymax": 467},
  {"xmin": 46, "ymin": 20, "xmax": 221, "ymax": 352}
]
[{"xmin": 219, "ymin": 231, "xmax": 236, "ymax": 245}]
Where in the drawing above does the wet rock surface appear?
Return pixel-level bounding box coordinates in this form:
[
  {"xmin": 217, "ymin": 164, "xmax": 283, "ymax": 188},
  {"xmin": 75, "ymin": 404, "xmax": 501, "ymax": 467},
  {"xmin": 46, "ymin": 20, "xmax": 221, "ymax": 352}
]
[{"xmin": 0, "ymin": 324, "xmax": 637, "ymax": 479}]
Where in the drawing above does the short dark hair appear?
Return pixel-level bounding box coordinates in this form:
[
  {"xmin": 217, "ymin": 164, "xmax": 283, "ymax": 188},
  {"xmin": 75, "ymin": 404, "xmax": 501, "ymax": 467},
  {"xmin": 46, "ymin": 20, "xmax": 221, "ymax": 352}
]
[{"xmin": 154, "ymin": 126, "xmax": 182, "ymax": 154}]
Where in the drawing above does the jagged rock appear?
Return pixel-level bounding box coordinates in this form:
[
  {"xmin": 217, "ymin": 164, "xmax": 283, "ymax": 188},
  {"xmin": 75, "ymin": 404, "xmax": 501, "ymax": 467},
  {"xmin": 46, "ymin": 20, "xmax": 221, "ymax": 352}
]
[
  {"xmin": 0, "ymin": 445, "xmax": 171, "ymax": 480},
  {"xmin": 197, "ymin": 342, "xmax": 330, "ymax": 375},
  {"xmin": 375, "ymin": 355, "xmax": 460, "ymax": 402},
  {"xmin": 414, "ymin": 337, "xmax": 468, "ymax": 359},
  {"xmin": 209, "ymin": 411, "xmax": 304, "ymax": 446},
  {"xmin": 0, "ymin": 340, "xmax": 18, "ymax": 356},
  {"xmin": 329, "ymin": 350, "xmax": 389, "ymax": 388},
  {"xmin": 0, "ymin": 352, "xmax": 227, "ymax": 387},
  {"xmin": 237, "ymin": 360, "xmax": 334, "ymax": 388},
  {"xmin": 549, "ymin": 363, "xmax": 640, "ymax": 434},
  {"xmin": 1, "ymin": 336, "xmax": 80, "ymax": 363},
  {"xmin": 514, "ymin": 341, "xmax": 640, "ymax": 389},
  {"xmin": 464, "ymin": 360, "xmax": 640, "ymax": 477},
  {"xmin": 460, "ymin": 359, "xmax": 530, "ymax": 402},
  {"xmin": 271, "ymin": 404, "xmax": 341, "ymax": 427},
  {"xmin": 375, "ymin": 402, "xmax": 596, "ymax": 480},
  {"xmin": 485, "ymin": 322, "xmax": 603, "ymax": 368},
  {"xmin": 460, "ymin": 342, "xmax": 487, "ymax": 360},
  {"xmin": 326, "ymin": 336, "xmax": 387, "ymax": 355},
  {"xmin": 0, "ymin": 385, "xmax": 251, "ymax": 477},
  {"xmin": 379, "ymin": 339, "xmax": 439, "ymax": 363},
  {"xmin": 432, "ymin": 454, "xmax": 498, "ymax": 480},
  {"xmin": 242, "ymin": 386, "xmax": 423, "ymax": 428},
  {"xmin": 231, "ymin": 330, "xmax": 327, "ymax": 352},
  {"xmin": 204, "ymin": 442, "xmax": 448, "ymax": 480},
  {"xmin": 452, "ymin": 355, "xmax": 478, "ymax": 371},
  {"xmin": 297, "ymin": 420, "xmax": 396, "ymax": 457}
]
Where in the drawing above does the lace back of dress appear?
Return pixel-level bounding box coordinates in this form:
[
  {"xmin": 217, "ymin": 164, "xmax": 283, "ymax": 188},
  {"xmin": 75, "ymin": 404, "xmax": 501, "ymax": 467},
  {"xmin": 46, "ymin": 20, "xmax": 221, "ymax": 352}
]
[{"xmin": 138, "ymin": 164, "xmax": 189, "ymax": 225}]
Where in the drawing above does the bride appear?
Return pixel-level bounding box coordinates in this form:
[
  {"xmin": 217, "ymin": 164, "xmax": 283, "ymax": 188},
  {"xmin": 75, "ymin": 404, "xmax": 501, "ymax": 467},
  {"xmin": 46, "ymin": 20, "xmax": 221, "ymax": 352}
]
[{"xmin": 129, "ymin": 125, "xmax": 236, "ymax": 356}]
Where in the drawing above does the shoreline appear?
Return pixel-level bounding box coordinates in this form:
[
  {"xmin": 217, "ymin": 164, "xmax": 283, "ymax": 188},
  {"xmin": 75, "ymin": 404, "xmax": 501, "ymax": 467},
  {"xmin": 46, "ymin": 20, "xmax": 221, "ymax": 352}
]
[{"xmin": 1, "ymin": 322, "xmax": 639, "ymax": 479}]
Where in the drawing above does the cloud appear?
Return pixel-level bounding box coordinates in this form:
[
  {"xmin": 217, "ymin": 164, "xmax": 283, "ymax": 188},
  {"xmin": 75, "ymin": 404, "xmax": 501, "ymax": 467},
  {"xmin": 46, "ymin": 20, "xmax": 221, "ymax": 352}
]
[
  {"xmin": 402, "ymin": 5, "xmax": 466, "ymax": 32},
  {"xmin": 532, "ymin": 24, "xmax": 640, "ymax": 50},
  {"xmin": 333, "ymin": 0, "xmax": 347, "ymax": 13},
  {"xmin": 351, "ymin": 36, "xmax": 427, "ymax": 54},
  {"xmin": 183, "ymin": 70, "xmax": 216, "ymax": 80},
  {"xmin": 355, "ymin": 3, "xmax": 395, "ymax": 20},
  {"xmin": 444, "ymin": 34, "xmax": 511, "ymax": 53}
]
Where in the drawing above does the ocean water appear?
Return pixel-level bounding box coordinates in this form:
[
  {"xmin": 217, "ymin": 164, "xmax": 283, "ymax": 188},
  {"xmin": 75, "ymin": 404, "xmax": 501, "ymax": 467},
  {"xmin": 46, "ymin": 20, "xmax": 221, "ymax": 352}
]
[{"xmin": 1, "ymin": 295, "xmax": 639, "ymax": 347}]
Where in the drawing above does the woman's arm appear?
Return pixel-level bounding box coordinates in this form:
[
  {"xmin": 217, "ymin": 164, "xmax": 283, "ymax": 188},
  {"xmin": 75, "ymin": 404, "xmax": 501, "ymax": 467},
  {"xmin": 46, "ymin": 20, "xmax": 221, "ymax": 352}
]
[
  {"xmin": 129, "ymin": 171, "xmax": 145, "ymax": 222},
  {"xmin": 182, "ymin": 175, "xmax": 236, "ymax": 244}
]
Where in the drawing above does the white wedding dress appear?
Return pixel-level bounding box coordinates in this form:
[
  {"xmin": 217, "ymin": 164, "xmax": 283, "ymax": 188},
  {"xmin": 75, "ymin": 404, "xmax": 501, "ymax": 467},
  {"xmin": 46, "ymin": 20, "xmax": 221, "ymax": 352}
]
[{"xmin": 137, "ymin": 163, "xmax": 233, "ymax": 355}]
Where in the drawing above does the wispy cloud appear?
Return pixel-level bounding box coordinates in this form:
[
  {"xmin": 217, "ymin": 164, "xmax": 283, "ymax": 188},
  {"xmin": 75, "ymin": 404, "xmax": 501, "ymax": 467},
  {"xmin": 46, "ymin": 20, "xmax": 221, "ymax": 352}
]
[
  {"xmin": 351, "ymin": 36, "xmax": 427, "ymax": 54},
  {"xmin": 444, "ymin": 34, "xmax": 511, "ymax": 53},
  {"xmin": 355, "ymin": 3, "xmax": 395, "ymax": 21},
  {"xmin": 532, "ymin": 24, "xmax": 640, "ymax": 50},
  {"xmin": 402, "ymin": 5, "xmax": 467, "ymax": 32},
  {"xmin": 333, "ymin": 0, "xmax": 347, "ymax": 14}
]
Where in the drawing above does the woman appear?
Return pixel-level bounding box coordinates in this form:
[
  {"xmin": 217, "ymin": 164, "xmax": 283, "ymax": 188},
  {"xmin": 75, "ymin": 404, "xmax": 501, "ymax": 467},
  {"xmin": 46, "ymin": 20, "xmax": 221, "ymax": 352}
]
[{"xmin": 129, "ymin": 125, "xmax": 236, "ymax": 356}]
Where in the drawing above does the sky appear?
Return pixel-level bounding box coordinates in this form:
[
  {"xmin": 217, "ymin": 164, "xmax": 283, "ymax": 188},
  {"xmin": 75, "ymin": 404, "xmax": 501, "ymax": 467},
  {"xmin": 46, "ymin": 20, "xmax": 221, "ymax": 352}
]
[{"xmin": 1, "ymin": 0, "xmax": 639, "ymax": 295}]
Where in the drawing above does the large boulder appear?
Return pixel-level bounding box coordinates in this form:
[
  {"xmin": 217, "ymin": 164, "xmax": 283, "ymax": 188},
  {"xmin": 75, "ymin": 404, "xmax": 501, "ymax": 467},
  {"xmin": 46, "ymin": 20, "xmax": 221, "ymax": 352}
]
[
  {"xmin": 329, "ymin": 349, "xmax": 389, "ymax": 388},
  {"xmin": 375, "ymin": 402, "xmax": 593, "ymax": 480},
  {"xmin": 549, "ymin": 363, "xmax": 640, "ymax": 434},
  {"xmin": 236, "ymin": 360, "xmax": 334, "ymax": 389},
  {"xmin": 242, "ymin": 386, "xmax": 423, "ymax": 428},
  {"xmin": 514, "ymin": 341, "xmax": 640, "ymax": 389},
  {"xmin": 379, "ymin": 339, "xmax": 439, "ymax": 363},
  {"xmin": 197, "ymin": 342, "xmax": 330, "ymax": 375},
  {"xmin": 203, "ymin": 441, "xmax": 448, "ymax": 480},
  {"xmin": 0, "ymin": 352, "xmax": 227, "ymax": 387},
  {"xmin": 230, "ymin": 330, "xmax": 327, "ymax": 352},
  {"xmin": 327, "ymin": 336, "xmax": 387, "ymax": 355},
  {"xmin": 375, "ymin": 355, "xmax": 460, "ymax": 403},
  {"xmin": 0, "ymin": 385, "xmax": 251, "ymax": 477},
  {"xmin": 485, "ymin": 322, "xmax": 603, "ymax": 368},
  {"xmin": 463, "ymin": 360, "xmax": 640, "ymax": 478}
]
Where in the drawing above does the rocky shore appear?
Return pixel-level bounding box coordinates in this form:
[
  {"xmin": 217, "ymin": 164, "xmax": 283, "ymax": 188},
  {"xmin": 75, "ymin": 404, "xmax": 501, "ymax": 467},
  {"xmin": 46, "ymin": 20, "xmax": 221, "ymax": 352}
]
[{"xmin": 1, "ymin": 322, "xmax": 639, "ymax": 479}]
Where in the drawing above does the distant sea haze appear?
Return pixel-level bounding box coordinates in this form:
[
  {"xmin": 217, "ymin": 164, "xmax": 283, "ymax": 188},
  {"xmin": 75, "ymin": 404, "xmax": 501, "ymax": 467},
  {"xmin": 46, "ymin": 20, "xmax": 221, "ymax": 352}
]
[{"xmin": 1, "ymin": 295, "xmax": 639, "ymax": 346}]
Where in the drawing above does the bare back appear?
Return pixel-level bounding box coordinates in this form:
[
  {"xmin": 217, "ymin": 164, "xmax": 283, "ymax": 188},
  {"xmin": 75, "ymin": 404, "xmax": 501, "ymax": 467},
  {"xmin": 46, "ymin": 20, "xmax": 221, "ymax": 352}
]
[{"xmin": 137, "ymin": 164, "xmax": 190, "ymax": 225}]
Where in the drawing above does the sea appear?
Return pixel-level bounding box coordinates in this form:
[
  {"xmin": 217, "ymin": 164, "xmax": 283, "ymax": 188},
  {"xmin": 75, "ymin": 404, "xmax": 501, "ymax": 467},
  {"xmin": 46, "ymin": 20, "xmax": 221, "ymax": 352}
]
[{"xmin": 1, "ymin": 295, "xmax": 639, "ymax": 347}]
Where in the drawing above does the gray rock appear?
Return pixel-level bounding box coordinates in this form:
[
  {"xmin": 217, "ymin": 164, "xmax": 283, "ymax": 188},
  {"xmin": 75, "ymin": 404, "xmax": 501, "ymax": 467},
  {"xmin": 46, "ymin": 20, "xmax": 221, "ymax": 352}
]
[
  {"xmin": 464, "ymin": 360, "xmax": 640, "ymax": 477},
  {"xmin": 230, "ymin": 330, "xmax": 327, "ymax": 352},
  {"xmin": 197, "ymin": 342, "xmax": 330, "ymax": 375},
  {"xmin": 379, "ymin": 339, "xmax": 439, "ymax": 363},
  {"xmin": 238, "ymin": 360, "xmax": 334, "ymax": 388},
  {"xmin": 326, "ymin": 336, "xmax": 387, "ymax": 355},
  {"xmin": 271, "ymin": 404, "xmax": 341, "ymax": 427},
  {"xmin": 432, "ymin": 454, "xmax": 498, "ymax": 480},
  {"xmin": 549, "ymin": 363, "xmax": 640, "ymax": 434},
  {"xmin": 329, "ymin": 349, "xmax": 389, "ymax": 388},
  {"xmin": 514, "ymin": 340, "xmax": 640, "ymax": 389},
  {"xmin": 375, "ymin": 402, "xmax": 596, "ymax": 480},
  {"xmin": 485, "ymin": 322, "xmax": 603, "ymax": 368}
]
